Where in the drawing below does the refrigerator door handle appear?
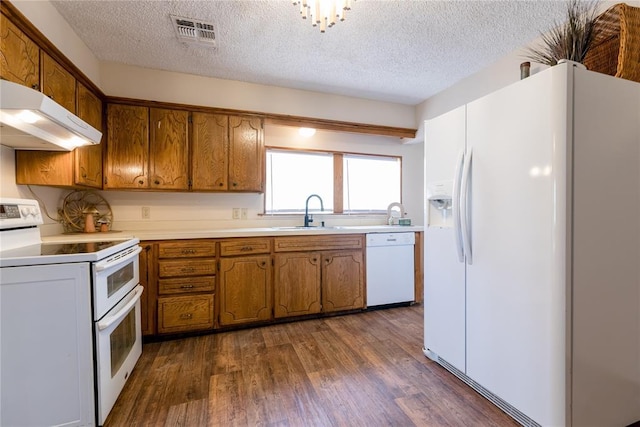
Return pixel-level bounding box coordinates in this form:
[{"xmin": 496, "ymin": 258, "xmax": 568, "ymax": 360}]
[
  {"xmin": 452, "ymin": 150, "xmax": 465, "ymax": 262},
  {"xmin": 460, "ymin": 148, "xmax": 473, "ymax": 265}
]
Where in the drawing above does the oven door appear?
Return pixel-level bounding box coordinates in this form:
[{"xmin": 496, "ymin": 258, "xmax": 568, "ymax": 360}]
[
  {"xmin": 93, "ymin": 245, "xmax": 142, "ymax": 320},
  {"xmin": 95, "ymin": 284, "xmax": 143, "ymax": 425}
]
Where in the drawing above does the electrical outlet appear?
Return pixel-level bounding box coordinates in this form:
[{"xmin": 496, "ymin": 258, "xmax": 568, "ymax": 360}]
[
  {"xmin": 141, "ymin": 206, "xmax": 150, "ymax": 219},
  {"xmin": 241, "ymin": 208, "xmax": 248, "ymax": 220},
  {"xmin": 232, "ymin": 208, "xmax": 240, "ymax": 219}
]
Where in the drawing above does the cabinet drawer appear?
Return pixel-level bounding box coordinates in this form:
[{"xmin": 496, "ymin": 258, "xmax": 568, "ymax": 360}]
[
  {"xmin": 158, "ymin": 276, "xmax": 215, "ymax": 295},
  {"xmin": 157, "ymin": 294, "xmax": 214, "ymax": 334},
  {"xmin": 219, "ymin": 238, "xmax": 272, "ymax": 256},
  {"xmin": 158, "ymin": 241, "xmax": 216, "ymax": 258},
  {"xmin": 158, "ymin": 259, "xmax": 216, "ymax": 278},
  {"xmin": 274, "ymin": 235, "xmax": 364, "ymax": 252}
]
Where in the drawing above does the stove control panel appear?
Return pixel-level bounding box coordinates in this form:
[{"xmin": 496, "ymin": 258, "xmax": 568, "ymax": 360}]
[{"xmin": 0, "ymin": 198, "xmax": 43, "ymax": 229}]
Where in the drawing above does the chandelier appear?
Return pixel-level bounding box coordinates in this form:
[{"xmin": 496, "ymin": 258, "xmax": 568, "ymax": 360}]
[{"xmin": 293, "ymin": 0, "xmax": 354, "ymax": 33}]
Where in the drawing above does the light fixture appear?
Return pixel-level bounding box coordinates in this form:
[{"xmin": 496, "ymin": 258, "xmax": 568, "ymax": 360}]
[
  {"xmin": 293, "ymin": 0, "xmax": 354, "ymax": 33},
  {"xmin": 299, "ymin": 127, "xmax": 316, "ymax": 137}
]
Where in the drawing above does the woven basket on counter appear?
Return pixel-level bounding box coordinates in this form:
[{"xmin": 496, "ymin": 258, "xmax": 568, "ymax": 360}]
[{"xmin": 583, "ymin": 3, "xmax": 640, "ymax": 83}]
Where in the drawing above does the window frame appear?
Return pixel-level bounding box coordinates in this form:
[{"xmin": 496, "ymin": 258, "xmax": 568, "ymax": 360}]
[{"xmin": 264, "ymin": 146, "xmax": 402, "ymax": 215}]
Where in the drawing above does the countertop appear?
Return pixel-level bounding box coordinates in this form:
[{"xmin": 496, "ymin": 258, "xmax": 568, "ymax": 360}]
[{"xmin": 41, "ymin": 225, "xmax": 424, "ymax": 243}]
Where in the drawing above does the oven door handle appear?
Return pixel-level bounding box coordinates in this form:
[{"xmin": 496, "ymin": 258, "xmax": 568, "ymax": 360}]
[
  {"xmin": 94, "ymin": 245, "xmax": 142, "ymax": 272},
  {"xmin": 97, "ymin": 285, "xmax": 143, "ymax": 331}
]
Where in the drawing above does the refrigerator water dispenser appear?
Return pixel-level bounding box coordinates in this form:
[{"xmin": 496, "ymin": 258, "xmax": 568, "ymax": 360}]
[{"xmin": 427, "ymin": 181, "xmax": 453, "ymax": 228}]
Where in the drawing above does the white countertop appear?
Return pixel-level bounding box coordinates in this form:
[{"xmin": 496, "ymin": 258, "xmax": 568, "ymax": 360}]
[{"xmin": 41, "ymin": 225, "xmax": 423, "ymax": 243}]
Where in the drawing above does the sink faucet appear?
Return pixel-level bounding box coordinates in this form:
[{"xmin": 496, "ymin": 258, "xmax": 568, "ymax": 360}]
[{"xmin": 304, "ymin": 194, "xmax": 324, "ymax": 227}]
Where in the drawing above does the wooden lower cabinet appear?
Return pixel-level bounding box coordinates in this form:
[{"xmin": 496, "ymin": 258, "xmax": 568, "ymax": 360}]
[
  {"xmin": 322, "ymin": 250, "xmax": 365, "ymax": 313},
  {"xmin": 154, "ymin": 240, "xmax": 216, "ymax": 335},
  {"xmin": 139, "ymin": 242, "xmax": 155, "ymax": 336},
  {"xmin": 274, "ymin": 252, "xmax": 321, "ymax": 318},
  {"xmin": 218, "ymin": 255, "xmax": 272, "ymax": 326},
  {"xmin": 273, "ymin": 235, "xmax": 365, "ymax": 318},
  {"xmin": 157, "ymin": 294, "xmax": 214, "ymax": 334}
]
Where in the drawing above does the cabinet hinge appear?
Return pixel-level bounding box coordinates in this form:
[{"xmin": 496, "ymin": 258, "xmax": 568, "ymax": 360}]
[
  {"xmin": 188, "ymin": 178, "xmax": 192, "ymax": 188},
  {"xmin": 271, "ymin": 258, "xmax": 274, "ymax": 266},
  {"xmin": 188, "ymin": 114, "xmax": 193, "ymax": 124}
]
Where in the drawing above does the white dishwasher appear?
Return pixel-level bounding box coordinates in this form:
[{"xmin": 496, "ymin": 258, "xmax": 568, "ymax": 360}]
[{"xmin": 366, "ymin": 232, "xmax": 415, "ymax": 307}]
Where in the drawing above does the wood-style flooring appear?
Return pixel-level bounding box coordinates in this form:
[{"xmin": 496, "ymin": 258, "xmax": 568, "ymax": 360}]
[{"xmin": 104, "ymin": 304, "xmax": 517, "ymax": 426}]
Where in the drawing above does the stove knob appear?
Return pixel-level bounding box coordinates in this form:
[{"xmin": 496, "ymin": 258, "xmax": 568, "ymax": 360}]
[{"xmin": 21, "ymin": 207, "xmax": 30, "ymax": 217}]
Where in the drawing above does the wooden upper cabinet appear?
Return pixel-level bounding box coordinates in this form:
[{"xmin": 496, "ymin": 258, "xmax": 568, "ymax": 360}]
[
  {"xmin": 191, "ymin": 112, "xmax": 229, "ymax": 191},
  {"xmin": 149, "ymin": 108, "xmax": 189, "ymax": 190},
  {"xmin": 15, "ymin": 81, "xmax": 103, "ymax": 188},
  {"xmin": 106, "ymin": 104, "xmax": 149, "ymax": 189},
  {"xmin": 41, "ymin": 52, "xmax": 76, "ymax": 113},
  {"xmin": 228, "ymin": 116, "xmax": 264, "ymax": 192},
  {"xmin": 75, "ymin": 82, "xmax": 103, "ymax": 187},
  {"xmin": 0, "ymin": 13, "xmax": 39, "ymax": 89}
]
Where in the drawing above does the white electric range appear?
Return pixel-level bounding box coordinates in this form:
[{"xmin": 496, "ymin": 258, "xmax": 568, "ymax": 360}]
[{"xmin": 0, "ymin": 198, "xmax": 143, "ymax": 426}]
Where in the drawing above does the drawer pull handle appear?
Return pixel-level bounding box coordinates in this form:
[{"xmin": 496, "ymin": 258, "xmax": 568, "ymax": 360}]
[
  {"xmin": 179, "ymin": 313, "xmax": 193, "ymax": 320},
  {"xmin": 181, "ymin": 267, "xmax": 195, "ymax": 273},
  {"xmin": 181, "ymin": 249, "xmax": 196, "ymax": 254},
  {"xmin": 180, "ymin": 285, "xmax": 194, "ymax": 289},
  {"xmin": 240, "ymin": 246, "xmax": 253, "ymax": 251}
]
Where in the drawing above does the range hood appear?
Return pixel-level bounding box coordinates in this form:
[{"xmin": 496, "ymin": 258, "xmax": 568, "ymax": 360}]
[{"xmin": 0, "ymin": 79, "xmax": 102, "ymax": 151}]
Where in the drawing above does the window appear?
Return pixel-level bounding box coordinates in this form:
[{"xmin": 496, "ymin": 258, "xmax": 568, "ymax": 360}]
[
  {"xmin": 266, "ymin": 149, "xmax": 334, "ymax": 213},
  {"xmin": 266, "ymin": 148, "xmax": 401, "ymax": 214},
  {"xmin": 343, "ymin": 154, "xmax": 401, "ymax": 213}
]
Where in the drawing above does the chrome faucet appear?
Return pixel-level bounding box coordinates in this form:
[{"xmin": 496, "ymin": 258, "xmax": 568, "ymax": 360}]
[{"xmin": 304, "ymin": 194, "xmax": 324, "ymax": 227}]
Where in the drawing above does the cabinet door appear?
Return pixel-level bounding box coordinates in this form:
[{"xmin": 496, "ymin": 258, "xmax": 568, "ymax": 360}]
[
  {"xmin": 106, "ymin": 104, "xmax": 149, "ymax": 189},
  {"xmin": 149, "ymin": 108, "xmax": 189, "ymax": 190},
  {"xmin": 15, "ymin": 151, "xmax": 74, "ymax": 186},
  {"xmin": 219, "ymin": 255, "xmax": 272, "ymax": 326},
  {"xmin": 228, "ymin": 116, "xmax": 264, "ymax": 192},
  {"xmin": 157, "ymin": 294, "xmax": 214, "ymax": 334},
  {"xmin": 75, "ymin": 82, "xmax": 103, "ymax": 188},
  {"xmin": 322, "ymin": 250, "xmax": 364, "ymax": 313},
  {"xmin": 191, "ymin": 113, "xmax": 228, "ymax": 191},
  {"xmin": 41, "ymin": 52, "xmax": 76, "ymax": 113},
  {"xmin": 0, "ymin": 13, "xmax": 39, "ymax": 89},
  {"xmin": 274, "ymin": 252, "xmax": 321, "ymax": 318}
]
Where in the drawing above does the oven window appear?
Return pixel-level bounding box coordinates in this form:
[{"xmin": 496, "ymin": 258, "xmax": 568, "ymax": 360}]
[
  {"xmin": 107, "ymin": 262, "xmax": 134, "ymax": 298},
  {"xmin": 110, "ymin": 308, "xmax": 136, "ymax": 378}
]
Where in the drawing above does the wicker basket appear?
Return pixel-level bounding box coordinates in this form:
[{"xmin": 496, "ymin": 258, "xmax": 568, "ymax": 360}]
[{"xmin": 583, "ymin": 3, "xmax": 640, "ymax": 83}]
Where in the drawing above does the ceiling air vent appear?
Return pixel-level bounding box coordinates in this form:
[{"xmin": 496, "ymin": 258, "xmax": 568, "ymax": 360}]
[{"xmin": 171, "ymin": 15, "xmax": 216, "ymax": 48}]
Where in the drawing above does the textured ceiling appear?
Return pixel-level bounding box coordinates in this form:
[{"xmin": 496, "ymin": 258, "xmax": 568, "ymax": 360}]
[{"xmin": 50, "ymin": 0, "xmax": 568, "ymax": 105}]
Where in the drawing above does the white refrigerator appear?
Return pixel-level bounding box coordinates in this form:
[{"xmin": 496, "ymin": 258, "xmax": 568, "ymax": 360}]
[{"xmin": 423, "ymin": 61, "xmax": 640, "ymax": 427}]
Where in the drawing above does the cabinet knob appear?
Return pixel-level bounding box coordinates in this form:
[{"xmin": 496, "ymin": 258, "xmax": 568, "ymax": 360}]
[
  {"xmin": 138, "ymin": 180, "xmax": 144, "ymax": 185},
  {"xmin": 154, "ymin": 180, "xmax": 160, "ymax": 185},
  {"xmin": 232, "ymin": 182, "xmax": 237, "ymax": 187},
  {"xmin": 179, "ymin": 313, "xmax": 193, "ymax": 320},
  {"xmin": 219, "ymin": 182, "xmax": 224, "ymax": 187},
  {"xmin": 81, "ymin": 173, "xmax": 87, "ymax": 178},
  {"xmin": 31, "ymin": 84, "xmax": 39, "ymax": 90},
  {"xmin": 261, "ymin": 261, "xmax": 266, "ymax": 266}
]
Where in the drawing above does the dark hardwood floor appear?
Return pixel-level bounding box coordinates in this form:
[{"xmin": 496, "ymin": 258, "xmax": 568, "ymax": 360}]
[{"xmin": 104, "ymin": 304, "xmax": 517, "ymax": 426}]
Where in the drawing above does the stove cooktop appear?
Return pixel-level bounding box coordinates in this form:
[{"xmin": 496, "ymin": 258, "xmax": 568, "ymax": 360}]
[{"xmin": 0, "ymin": 238, "xmax": 140, "ymax": 268}]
